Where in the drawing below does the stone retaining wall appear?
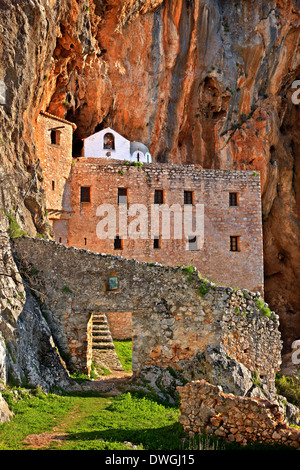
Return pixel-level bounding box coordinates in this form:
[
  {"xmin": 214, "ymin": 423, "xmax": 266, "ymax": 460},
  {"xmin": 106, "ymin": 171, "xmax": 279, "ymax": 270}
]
[
  {"xmin": 12, "ymin": 237, "xmax": 281, "ymax": 397},
  {"xmin": 178, "ymin": 380, "xmax": 300, "ymax": 448}
]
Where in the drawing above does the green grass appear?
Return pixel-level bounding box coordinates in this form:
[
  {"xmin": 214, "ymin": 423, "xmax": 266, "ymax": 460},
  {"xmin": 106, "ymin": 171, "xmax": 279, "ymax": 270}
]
[
  {"xmin": 182, "ymin": 265, "xmax": 195, "ymax": 274},
  {"xmin": 0, "ymin": 390, "xmax": 75, "ymax": 450},
  {"xmin": 114, "ymin": 340, "xmax": 132, "ymax": 371},
  {"xmin": 0, "ymin": 390, "xmax": 183, "ymax": 451},
  {"xmin": 255, "ymin": 299, "xmax": 272, "ymax": 318},
  {"xmin": 0, "ymin": 384, "xmax": 296, "ymax": 451},
  {"xmin": 198, "ymin": 282, "xmax": 210, "ymax": 297},
  {"xmin": 4, "ymin": 211, "xmax": 28, "ymax": 239},
  {"xmin": 276, "ymin": 374, "xmax": 300, "ymax": 408}
]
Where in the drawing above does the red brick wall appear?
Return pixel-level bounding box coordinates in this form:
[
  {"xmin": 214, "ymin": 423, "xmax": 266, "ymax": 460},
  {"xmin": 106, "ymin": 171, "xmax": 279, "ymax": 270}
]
[{"xmin": 67, "ymin": 159, "xmax": 264, "ymax": 294}]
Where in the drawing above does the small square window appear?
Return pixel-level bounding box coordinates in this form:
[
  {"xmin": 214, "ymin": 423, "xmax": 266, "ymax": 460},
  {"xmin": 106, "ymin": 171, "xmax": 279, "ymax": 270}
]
[
  {"xmin": 229, "ymin": 192, "xmax": 238, "ymax": 206},
  {"xmin": 184, "ymin": 191, "xmax": 194, "ymax": 205},
  {"xmin": 154, "ymin": 190, "xmax": 164, "ymax": 204},
  {"xmin": 118, "ymin": 188, "xmax": 128, "ymax": 204},
  {"xmin": 114, "ymin": 236, "xmax": 123, "ymax": 250},
  {"xmin": 153, "ymin": 236, "xmax": 161, "ymax": 249},
  {"xmin": 188, "ymin": 236, "xmax": 198, "ymax": 251},
  {"xmin": 230, "ymin": 236, "xmax": 240, "ymax": 252},
  {"xmin": 80, "ymin": 187, "xmax": 91, "ymax": 203}
]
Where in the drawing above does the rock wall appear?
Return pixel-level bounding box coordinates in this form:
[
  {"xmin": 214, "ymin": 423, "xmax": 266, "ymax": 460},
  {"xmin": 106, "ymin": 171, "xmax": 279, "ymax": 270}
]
[
  {"xmin": 178, "ymin": 379, "xmax": 300, "ymax": 448},
  {"xmin": 0, "ymin": 214, "xmax": 72, "ymax": 393}
]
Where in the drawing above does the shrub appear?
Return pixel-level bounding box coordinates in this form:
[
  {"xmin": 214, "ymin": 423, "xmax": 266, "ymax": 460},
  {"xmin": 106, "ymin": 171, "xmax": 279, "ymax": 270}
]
[
  {"xmin": 5, "ymin": 211, "xmax": 28, "ymax": 238},
  {"xmin": 62, "ymin": 285, "xmax": 71, "ymax": 294},
  {"xmin": 182, "ymin": 265, "xmax": 194, "ymax": 274},
  {"xmin": 256, "ymin": 299, "xmax": 272, "ymax": 317},
  {"xmin": 275, "ymin": 374, "xmax": 300, "ymax": 408},
  {"xmin": 198, "ymin": 283, "xmax": 210, "ymax": 297}
]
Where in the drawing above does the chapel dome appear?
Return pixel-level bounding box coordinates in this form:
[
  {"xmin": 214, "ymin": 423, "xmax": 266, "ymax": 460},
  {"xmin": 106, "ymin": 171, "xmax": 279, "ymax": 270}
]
[{"xmin": 130, "ymin": 141, "xmax": 150, "ymax": 155}]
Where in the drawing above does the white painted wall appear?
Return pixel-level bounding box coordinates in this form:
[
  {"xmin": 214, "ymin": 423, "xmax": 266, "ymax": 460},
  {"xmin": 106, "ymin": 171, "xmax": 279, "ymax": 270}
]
[
  {"xmin": 130, "ymin": 151, "xmax": 152, "ymax": 163},
  {"xmin": 83, "ymin": 128, "xmax": 131, "ymax": 160}
]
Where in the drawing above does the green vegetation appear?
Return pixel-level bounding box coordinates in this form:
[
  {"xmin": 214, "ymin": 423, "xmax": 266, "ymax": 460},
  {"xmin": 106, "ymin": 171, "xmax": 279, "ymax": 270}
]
[
  {"xmin": 114, "ymin": 340, "xmax": 132, "ymax": 371},
  {"xmin": 61, "ymin": 285, "xmax": 72, "ymax": 294},
  {"xmin": 198, "ymin": 284, "xmax": 210, "ymax": 297},
  {"xmin": 5, "ymin": 211, "xmax": 28, "ymax": 239},
  {"xmin": 251, "ymin": 371, "xmax": 261, "ymax": 387},
  {"xmin": 0, "ymin": 384, "xmax": 294, "ymax": 451},
  {"xmin": 0, "ymin": 389, "xmax": 183, "ymax": 450},
  {"xmin": 256, "ymin": 299, "xmax": 272, "ymax": 318},
  {"xmin": 197, "ymin": 277, "xmax": 211, "ymax": 297},
  {"xmin": 276, "ymin": 374, "xmax": 300, "ymax": 409},
  {"xmin": 182, "ymin": 265, "xmax": 195, "ymax": 274},
  {"xmin": 0, "ymin": 390, "xmax": 74, "ymax": 450}
]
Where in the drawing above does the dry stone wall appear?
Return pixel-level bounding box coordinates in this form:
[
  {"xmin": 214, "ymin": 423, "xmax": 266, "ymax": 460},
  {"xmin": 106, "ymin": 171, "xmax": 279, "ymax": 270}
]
[
  {"xmin": 12, "ymin": 237, "xmax": 282, "ymax": 401},
  {"xmin": 178, "ymin": 380, "xmax": 300, "ymax": 449}
]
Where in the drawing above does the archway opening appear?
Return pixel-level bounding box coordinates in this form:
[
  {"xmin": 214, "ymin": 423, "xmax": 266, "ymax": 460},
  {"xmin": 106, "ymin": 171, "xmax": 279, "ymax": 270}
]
[{"xmin": 88, "ymin": 312, "xmax": 133, "ymax": 378}]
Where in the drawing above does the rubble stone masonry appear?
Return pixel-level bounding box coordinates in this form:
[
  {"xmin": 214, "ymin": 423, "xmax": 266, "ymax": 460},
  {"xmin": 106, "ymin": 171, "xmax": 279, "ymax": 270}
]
[
  {"xmin": 178, "ymin": 380, "xmax": 300, "ymax": 448},
  {"xmin": 13, "ymin": 238, "xmax": 280, "ymax": 394}
]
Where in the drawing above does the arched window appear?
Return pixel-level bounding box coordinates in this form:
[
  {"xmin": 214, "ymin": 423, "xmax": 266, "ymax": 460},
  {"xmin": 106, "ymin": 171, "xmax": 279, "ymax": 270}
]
[{"xmin": 103, "ymin": 132, "xmax": 115, "ymax": 150}]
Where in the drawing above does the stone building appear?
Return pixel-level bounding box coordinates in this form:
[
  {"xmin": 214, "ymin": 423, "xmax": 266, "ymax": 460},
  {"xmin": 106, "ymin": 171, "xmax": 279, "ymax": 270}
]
[
  {"xmin": 36, "ymin": 112, "xmax": 76, "ymax": 244},
  {"xmin": 36, "ymin": 112, "xmax": 264, "ymax": 294}
]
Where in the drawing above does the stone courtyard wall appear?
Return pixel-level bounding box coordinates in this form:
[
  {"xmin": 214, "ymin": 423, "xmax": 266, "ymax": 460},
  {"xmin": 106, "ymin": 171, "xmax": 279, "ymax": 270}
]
[
  {"xmin": 178, "ymin": 380, "xmax": 300, "ymax": 448},
  {"xmin": 12, "ymin": 237, "xmax": 282, "ymax": 398}
]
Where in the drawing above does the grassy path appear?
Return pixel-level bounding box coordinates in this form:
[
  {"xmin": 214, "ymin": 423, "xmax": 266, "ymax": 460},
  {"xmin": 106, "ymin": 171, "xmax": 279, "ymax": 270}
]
[
  {"xmin": 0, "ymin": 385, "xmax": 184, "ymax": 451},
  {"xmin": 22, "ymin": 402, "xmax": 83, "ymax": 449}
]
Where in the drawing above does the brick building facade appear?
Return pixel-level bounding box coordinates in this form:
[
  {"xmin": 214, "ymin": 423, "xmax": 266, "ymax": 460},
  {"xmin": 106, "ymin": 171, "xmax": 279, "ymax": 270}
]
[
  {"xmin": 36, "ymin": 112, "xmax": 76, "ymax": 244},
  {"xmin": 36, "ymin": 113, "xmax": 264, "ymax": 294}
]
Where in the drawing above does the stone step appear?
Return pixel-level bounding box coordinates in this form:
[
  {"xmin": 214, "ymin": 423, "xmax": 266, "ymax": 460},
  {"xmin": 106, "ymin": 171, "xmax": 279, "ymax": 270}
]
[
  {"xmin": 93, "ymin": 331, "xmax": 111, "ymax": 337},
  {"xmin": 92, "ymin": 337, "xmax": 113, "ymax": 345},
  {"xmin": 92, "ymin": 314, "xmax": 107, "ymax": 321},
  {"xmin": 90, "ymin": 313, "xmax": 124, "ymax": 371},
  {"xmin": 92, "ymin": 343, "xmax": 115, "ymax": 350},
  {"xmin": 93, "ymin": 321, "xmax": 108, "ymax": 326}
]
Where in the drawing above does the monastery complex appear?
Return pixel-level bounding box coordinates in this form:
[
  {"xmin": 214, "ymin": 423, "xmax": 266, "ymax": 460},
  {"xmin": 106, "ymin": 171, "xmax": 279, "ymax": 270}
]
[{"xmin": 36, "ymin": 111, "xmax": 264, "ymax": 294}]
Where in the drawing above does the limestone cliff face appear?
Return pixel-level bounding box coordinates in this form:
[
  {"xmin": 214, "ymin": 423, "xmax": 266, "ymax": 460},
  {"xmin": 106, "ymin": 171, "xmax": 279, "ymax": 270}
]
[{"xmin": 0, "ymin": 0, "xmax": 299, "ymax": 372}]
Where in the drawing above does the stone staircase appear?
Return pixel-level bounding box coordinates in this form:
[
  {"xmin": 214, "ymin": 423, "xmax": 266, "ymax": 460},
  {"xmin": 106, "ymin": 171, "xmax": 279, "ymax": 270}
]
[{"xmin": 92, "ymin": 313, "xmax": 123, "ymax": 372}]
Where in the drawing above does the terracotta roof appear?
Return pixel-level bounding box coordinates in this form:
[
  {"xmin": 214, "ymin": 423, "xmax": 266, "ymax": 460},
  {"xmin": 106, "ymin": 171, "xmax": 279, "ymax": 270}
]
[{"xmin": 40, "ymin": 111, "xmax": 77, "ymax": 131}]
